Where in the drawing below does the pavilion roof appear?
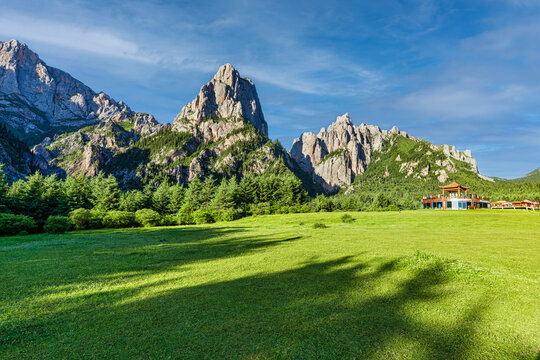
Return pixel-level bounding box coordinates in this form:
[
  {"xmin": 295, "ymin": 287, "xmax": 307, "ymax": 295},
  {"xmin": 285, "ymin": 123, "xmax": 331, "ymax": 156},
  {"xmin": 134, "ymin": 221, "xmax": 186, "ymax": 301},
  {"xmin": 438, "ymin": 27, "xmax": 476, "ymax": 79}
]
[{"xmin": 439, "ymin": 181, "xmax": 469, "ymax": 190}]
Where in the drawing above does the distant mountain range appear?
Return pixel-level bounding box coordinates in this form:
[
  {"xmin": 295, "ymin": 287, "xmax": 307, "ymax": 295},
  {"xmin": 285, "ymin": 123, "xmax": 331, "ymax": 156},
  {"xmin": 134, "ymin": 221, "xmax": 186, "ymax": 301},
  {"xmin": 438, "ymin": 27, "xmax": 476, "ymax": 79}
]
[{"xmin": 0, "ymin": 39, "xmax": 529, "ymax": 193}]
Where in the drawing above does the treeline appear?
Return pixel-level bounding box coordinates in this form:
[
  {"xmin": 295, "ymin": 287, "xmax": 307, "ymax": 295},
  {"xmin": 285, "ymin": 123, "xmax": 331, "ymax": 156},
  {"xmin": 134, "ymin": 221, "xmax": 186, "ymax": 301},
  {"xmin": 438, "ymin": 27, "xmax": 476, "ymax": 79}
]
[
  {"xmin": 0, "ymin": 167, "xmax": 307, "ymax": 235},
  {"xmin": 0, "ymin": 166, "xmax": 420, "ymax": 236},
  {"xmin": 2, "ymin": 164, "xmax": 536, "ymax": 237}
]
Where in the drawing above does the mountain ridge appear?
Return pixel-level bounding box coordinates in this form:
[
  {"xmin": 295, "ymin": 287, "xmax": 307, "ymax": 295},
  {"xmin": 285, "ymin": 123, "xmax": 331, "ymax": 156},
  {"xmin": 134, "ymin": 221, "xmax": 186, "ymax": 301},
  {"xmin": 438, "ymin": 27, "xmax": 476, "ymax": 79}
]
[
  {"xmin": 510, "ymin": 167, "xmax": 540, "ymax": 183},
  {"xmin": 0, "ymin": 39, "xmax": 508, "ymax": 195},
  {"xmin": 0, "ymin": 39, "xmax": 154, "ymax": 145},
  {"xmin": 291, "ymin": 113, "xmax": 487, "ymax": 193}
]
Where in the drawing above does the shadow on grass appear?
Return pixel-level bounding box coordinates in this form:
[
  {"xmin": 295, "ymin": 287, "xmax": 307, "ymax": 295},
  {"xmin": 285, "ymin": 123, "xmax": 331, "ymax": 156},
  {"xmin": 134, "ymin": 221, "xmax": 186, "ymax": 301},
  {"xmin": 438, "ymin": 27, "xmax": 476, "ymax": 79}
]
[
  {"xmin": 1, "ymin": 226, "xmax": 303, "ymax": 302},
  {"xmin": 1, "ymin": 227, "xmax": 535, "ymax": 359}
]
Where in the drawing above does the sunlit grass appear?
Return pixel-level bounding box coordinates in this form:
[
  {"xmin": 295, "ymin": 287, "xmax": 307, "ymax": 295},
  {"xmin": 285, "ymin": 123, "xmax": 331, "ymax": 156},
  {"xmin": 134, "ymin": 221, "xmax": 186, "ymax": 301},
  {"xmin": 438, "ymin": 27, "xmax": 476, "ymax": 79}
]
[{"xmin": 1, "ymin": 210, "xmax": 539, "ymax": 359}]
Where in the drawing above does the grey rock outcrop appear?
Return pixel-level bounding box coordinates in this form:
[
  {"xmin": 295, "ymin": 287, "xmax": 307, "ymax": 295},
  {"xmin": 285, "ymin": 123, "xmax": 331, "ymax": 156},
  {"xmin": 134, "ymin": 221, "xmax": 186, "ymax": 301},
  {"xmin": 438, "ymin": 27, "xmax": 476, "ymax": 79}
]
[
  {"xmin": 291, "ymin": 113, "xmax": 482, "ymax": 193},
  {"xmin": 291, "ymin": 113, "xmax": 411, "ymax": 193},
  {"xmin": 432, "ymin": 144, "xmax": 478, "ymax": 173},
  {"xmin": 0, "ymin": 39, "xmax": 134, "ymax": 144},
  {"xmin": 173, "ymin": 63, "xmax": 268, "ymax": 136}
]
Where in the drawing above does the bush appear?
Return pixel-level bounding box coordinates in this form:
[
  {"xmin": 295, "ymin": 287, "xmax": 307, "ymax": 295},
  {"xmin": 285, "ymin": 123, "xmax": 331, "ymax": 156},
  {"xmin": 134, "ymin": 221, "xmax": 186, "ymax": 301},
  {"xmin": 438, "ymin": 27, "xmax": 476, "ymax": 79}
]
[
  {"xmin": 44, "ymin": 215, "xmax": 72, "ymax": 234},
  {"xmin": 160, "ymin": 214, "xmax": 179, "ymax": 226},
  {"xmin": 70, "ymin": 208, "xmax": 91, "ymax": 230},
  {"xmin": 215, "ymin": 208, "xmax": 243, "ymax": 222},
  {"xmin": 177, "ymin": 204, "xmax": 194, "ymax": 225},
  {"xmin": 192, "ymin": 208, "xmax": 215, "ymax": 224},
  {"xmin": 70, "ymin": 208, "xmax": 105, "ymax": 229},
  {"xmin": 293, "ymin": 204, "xmax": 311, "ymax": 213},
  {"xmin": 0, "ymin": 213, "xmax": 37, "ymax": 236},
  {"xmin": 250, "ymin": 202, "xmax": 272, "ymax": 215},
  {"xmin": 313, "ymin": 222, "xmax": 328, "ymax": 229},
  {"xmin": 387, "ymin": 204, "xmax": 400, "ymax": 211},
  {"xmin": 373, "ymin": 192, "xmax": 392, "ymax": 209},
  {"xmin": 135, "ymin": 209, "xmax": 161, "ymax": 227},
  {"xmin": 341, "ymin": 214, "xmax": 355, "ymax": 223},
  {"xmin": 102, "ymin": 211, "xmax": 136, "ymax": 228}
]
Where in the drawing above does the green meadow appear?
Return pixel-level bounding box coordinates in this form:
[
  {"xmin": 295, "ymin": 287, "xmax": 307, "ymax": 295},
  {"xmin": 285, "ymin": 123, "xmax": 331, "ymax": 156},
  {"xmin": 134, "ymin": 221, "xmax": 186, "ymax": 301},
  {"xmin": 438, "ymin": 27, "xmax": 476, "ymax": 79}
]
[{"xmin": 1, "ymin": 210, "xmax": 539, "ymax": 359}]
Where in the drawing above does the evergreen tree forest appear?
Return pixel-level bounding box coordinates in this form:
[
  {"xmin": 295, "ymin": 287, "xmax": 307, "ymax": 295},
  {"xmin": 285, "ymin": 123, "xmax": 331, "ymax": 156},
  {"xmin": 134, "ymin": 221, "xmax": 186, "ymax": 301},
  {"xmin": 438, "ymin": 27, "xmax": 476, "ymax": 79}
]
[{"xmin": 0, "ymin": 165, "xmax": 538, "ymax": 236}]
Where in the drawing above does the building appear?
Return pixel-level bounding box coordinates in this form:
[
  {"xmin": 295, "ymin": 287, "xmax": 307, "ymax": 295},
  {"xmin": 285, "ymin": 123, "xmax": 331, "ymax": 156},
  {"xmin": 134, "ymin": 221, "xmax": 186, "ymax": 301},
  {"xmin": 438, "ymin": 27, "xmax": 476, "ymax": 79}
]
[
  {"xmin": 422, "ymin": 181, "xmax": 491, "ymax": 210},
  {"xmin": 491, "ymin": 201, "xmax": 513, "ymax": 209},
  {"xmin": 511, "ymin": 200, "xmax": 537, "ymax": 210},
  {"xmin": 492, "ymin": 200, "xmax": 538, "ymax": 210}
]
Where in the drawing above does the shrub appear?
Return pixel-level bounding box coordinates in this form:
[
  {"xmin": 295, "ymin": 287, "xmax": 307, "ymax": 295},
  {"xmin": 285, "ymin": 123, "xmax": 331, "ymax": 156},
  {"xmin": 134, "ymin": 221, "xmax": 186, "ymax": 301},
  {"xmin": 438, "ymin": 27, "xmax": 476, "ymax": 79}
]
[
  {"xmin": 387, "ymin": 204, "xmax": 400, "ymax": 211},
  {"xmin": 70, "ymin": 208, "xmax": 91, "ymax": 230},
  {"xmin": 160, "ymin": 214, "xmax": 179, "ymax": 226},
  {"xmin": 192, "ymin": 208, "xmax": 215, "ymax": 224},
  {"xmin": 294, "ymin": 204, "xmax": 311, "ymax": 213},
  {"xmin": 135, "ymin": 209, "xmax": 161, "ymax": 227},
  {"xmin": 313, "ymin": 222, "xmax": 328, "ymax": 229},
  {"xmin": 44, "ymin": 215, "xmax": 72, "ymax": 234},
  {"xmin": 70, "ymin": 208, "xmax": 105, "ymax": 229},
  {"xmin": 0, "ymin": 213, "xmax": 37, "ymax": 236},
  {"xmin": 341, "ymin": 214, "xmax": 355, "ymax": 223},
  {"xmin": 277, "ymin": 206, "xmax": 291, "ymax": 214},
  {"xmin": 177, "ymin": 204, "xmax": 194, "ymax": 225},
  {"xmin": 250, "ymin": 202, "xmax": 272, "ymax": 215},
  {"xmin": 215, "ymin": 208, "xmax": 243, "ymax": 222},
  {"xmin": 372, "ymin": 192, "xmax": 392, "ymax": 209},
  {"xmin": 88, "ymin": 209, "xmax": 106, "ymax": 228},
  {"xmin": 102, "ymin": 211, "xmax": 136, "ymax": 228}
]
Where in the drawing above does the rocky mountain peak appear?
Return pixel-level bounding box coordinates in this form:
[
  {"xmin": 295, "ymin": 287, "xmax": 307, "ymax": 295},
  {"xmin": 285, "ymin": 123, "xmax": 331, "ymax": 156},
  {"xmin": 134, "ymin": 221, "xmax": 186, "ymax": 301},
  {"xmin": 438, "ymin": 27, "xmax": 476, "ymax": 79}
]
[
  {"xmin": 335, "ymin": 113, "xmax": 353, "ymax": 125},
  {"xmin": 292, "ymin": 113, "xmax": 482, "ymax": 193},
  {"xmin": 0, "ymin": 39, "xmax": 135, "ymax": 145},
  {"xmin": 172, "ymin": 63, "xmax": 268, "ymax": 136},
  {"xmin": 213, "ymin": 63, "xmax": 238, "ymax": 84}
]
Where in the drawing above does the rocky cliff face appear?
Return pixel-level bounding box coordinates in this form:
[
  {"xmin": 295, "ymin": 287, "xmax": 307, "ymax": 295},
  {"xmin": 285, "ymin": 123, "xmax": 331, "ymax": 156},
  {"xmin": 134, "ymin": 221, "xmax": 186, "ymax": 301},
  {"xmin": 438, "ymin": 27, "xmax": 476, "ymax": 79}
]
[
  {"xmin": 291, "ymin": 113, "xmax": 482, "ymax": 193},
  {"xmin": 0, "ymin": 39, "xmax": 135, "ymax": 144},
  {"xmin": 173, "ymin": 63, "xmax": 268, "ymax": 136},
  {"xmin": 38, "ymin": 63, "xmax": 315, "ymax": 191},
  {"xmin": 0, "ymin": 124, "xmax": 34, "ymax": 180},
  {"xmin": 0, "ymin": 40, "xmax": 490, "ymax": 193}
]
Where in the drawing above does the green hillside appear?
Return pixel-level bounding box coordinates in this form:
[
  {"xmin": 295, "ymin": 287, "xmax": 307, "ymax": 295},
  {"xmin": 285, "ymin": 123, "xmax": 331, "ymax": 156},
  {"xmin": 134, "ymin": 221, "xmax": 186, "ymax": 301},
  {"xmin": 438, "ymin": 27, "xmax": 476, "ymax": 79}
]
[
  {"xmin": 347, "ymin": 136, "xmax": 540, "ymax": 203},
  {"xmin": 511, "ymin": 168, "xmax": 540, "ymax": 183}
]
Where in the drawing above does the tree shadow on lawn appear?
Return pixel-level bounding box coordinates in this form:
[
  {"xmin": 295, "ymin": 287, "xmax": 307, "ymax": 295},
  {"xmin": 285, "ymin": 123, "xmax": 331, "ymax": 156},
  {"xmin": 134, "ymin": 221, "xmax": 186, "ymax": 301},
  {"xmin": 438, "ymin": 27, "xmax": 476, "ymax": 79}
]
[
  {"xmin": 3, "ymin": 254, "xmax": 534, "ymax": 359},
  {"xmin": 1, "ymin": 226, "xmax": 304, "ymax": 306}
]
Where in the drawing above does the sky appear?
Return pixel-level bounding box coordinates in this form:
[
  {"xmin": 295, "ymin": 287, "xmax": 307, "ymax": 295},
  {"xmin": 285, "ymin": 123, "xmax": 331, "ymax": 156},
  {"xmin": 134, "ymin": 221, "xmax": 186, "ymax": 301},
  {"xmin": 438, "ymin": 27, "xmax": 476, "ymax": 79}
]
[{"xmin": 0, "ymin": 0, "xmax": 539, "ymax": 178}]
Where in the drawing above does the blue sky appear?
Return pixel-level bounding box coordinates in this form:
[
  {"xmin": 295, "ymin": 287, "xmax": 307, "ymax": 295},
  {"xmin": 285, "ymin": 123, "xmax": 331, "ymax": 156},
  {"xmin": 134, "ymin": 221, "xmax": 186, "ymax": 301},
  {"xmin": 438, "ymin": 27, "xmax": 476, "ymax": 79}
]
[{"xmin": 1, "ymin": 0, "xmax": 539, "ymax": 178}]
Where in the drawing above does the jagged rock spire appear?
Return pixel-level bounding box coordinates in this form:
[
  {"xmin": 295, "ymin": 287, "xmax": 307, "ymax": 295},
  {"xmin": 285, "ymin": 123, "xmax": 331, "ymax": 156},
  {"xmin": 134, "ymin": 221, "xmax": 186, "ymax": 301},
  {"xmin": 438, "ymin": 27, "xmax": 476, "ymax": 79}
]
[{"xmin": 173, "ymin": 63, "xmax": 268, "ymax": 136}]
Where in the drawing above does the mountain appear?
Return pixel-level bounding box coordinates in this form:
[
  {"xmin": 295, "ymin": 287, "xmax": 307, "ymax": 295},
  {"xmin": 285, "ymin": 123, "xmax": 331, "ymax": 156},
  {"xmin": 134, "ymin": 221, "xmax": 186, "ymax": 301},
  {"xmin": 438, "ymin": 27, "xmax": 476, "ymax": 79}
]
[
  {"xmin": 39, "ymin": 63, "xmax": 318, "ymax": 191},
  {"xmin": 511, "ymin": 168, "xmax": 540, "ymax": 183},
  {"xmin": 173, "ymin": 63, "xmax": 268, "ymax": 136},
  {"xmin": 0, "ymin": 39, "xmax": 502, "ymax": 195},
  {"xmin": 291, "ymin": 113, "xmax": 489, "ymax": 193},
  {"xmin": 0, "ymin": 39, "xmax": 136, "ymax": 145},
  {"xmin": 0, "ymin": 123, "xmax": 34, "ymax": 179}
]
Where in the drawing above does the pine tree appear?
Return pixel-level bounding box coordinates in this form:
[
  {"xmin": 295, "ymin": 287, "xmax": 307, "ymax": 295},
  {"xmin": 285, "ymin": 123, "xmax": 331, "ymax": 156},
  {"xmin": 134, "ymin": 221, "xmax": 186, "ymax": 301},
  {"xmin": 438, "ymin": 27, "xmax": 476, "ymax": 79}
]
[
  {"xmin": 120, "ymin": 190, "xmax": 149, "ymax": 212},
  {"xmin": 89, "ymin": 172, "xmax": 121, "ymax": 211},
  {"xmin": 0, "ymin": 165, "xmax": 9, "ymax": 212},
  {"xmin": 64, "ymin": 174, "xmax": 91, "ymax": 210},
  {"xmin": 168, "ymin": 184, "xmax": 185, "ymax": 214},
  {"xmin": 152, "ymin": 182, "xmax": 171, "ymax": 214},
  {"xmin": 211, "ymin": 177, "xmax": 240, "ymax": 212}
]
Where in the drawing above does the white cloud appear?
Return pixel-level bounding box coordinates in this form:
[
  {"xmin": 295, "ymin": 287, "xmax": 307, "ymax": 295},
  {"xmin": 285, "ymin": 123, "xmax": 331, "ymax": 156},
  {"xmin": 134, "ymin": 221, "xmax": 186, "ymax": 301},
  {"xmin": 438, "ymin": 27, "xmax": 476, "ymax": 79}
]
[
  {"xmin": 0, "ymin": 12, "xmax": 155, "ymax": 63},
  {"xmin": 397, "ymin": 83, "xmax": 529, "ymax": 119}
]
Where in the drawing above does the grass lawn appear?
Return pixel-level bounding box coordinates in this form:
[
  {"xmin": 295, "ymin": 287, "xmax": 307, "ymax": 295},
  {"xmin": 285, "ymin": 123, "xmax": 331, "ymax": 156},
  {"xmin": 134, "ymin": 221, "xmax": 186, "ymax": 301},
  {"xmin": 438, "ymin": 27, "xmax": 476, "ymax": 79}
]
[{"xmin": 1, "ymin": 210, "xmax": 539, "ymax": 359}]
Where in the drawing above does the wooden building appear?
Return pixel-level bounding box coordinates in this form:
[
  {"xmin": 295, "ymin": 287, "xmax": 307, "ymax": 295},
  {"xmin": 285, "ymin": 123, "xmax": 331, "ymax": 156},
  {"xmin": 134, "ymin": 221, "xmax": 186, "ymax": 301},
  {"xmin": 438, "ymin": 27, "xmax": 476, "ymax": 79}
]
[
  {"xmin": 491, "ymin": 201, "xmax": 513, "ymax": 209},
  {"xmin": 422, "ymin": 181, "xmax": 491, "ymax": 210}
]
